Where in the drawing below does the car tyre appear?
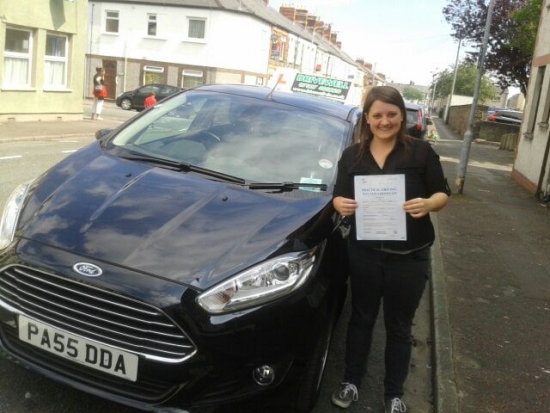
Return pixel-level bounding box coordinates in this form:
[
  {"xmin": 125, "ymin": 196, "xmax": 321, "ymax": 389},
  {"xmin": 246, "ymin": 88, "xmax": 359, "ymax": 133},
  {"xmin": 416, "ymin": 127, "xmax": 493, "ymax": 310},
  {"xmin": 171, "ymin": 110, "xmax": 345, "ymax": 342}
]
[
  {"xmin": 292, "ymin": 309, "xmax": 337, "ymax": 412},
  {"xmin": 120, "ymin": 98, "xmax": 133, "ymax": 110}
]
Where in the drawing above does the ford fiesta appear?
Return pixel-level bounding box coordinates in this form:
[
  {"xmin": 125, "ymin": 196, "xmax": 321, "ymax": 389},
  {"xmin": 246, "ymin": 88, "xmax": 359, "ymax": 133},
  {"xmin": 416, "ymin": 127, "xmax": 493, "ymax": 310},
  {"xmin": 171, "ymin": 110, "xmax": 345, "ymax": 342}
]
[{"xmin": 0, "ymin": 84, "xmax": 361, "ymax": 412}]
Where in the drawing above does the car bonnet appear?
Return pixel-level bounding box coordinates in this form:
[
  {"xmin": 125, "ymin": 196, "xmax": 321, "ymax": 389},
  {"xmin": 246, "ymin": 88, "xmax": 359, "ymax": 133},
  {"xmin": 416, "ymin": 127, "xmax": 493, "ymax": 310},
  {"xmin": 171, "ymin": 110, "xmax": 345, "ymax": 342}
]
[{"xmin": 16, "ymin": 146, "xmax": 330, "ymax": 289}]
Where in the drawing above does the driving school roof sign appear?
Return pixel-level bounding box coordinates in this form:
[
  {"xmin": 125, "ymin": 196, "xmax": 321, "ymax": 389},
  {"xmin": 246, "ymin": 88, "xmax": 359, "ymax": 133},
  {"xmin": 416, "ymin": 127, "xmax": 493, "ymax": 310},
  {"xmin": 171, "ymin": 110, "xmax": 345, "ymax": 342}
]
[{"xmin": 291, "ymin": 73, "xmax": 350, "ymax": 102}]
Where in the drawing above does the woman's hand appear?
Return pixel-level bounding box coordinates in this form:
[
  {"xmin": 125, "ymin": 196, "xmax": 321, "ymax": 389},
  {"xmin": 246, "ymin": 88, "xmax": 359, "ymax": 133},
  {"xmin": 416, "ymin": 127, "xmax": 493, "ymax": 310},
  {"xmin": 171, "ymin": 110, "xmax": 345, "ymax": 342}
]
[
  {"xmin": 403, "ymin": 192, "xmax": 449, "ymax": 218},
  {"xmin": 333, "ymin": 196, "xmax": 358, "ymax": 216}
]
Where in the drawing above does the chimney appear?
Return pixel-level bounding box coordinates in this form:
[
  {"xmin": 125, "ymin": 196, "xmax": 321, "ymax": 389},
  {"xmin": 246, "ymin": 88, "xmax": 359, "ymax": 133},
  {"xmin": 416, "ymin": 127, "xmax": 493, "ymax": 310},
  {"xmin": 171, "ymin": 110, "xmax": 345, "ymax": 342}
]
[{"xmin": 279, "ymin": 6, "xmax": 296, "ymax": 22}]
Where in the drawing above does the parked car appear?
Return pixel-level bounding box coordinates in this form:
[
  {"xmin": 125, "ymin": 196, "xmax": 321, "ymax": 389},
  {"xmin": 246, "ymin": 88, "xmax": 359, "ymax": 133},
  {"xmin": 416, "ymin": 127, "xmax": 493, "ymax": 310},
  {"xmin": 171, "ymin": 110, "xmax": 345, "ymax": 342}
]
[
  {"xmin": 486, "ymin": 106, "xmax": 506, "ymax": 117},
  {"xmin": 405, "ymin": 102, "xmax": 430, "ymax": 139},
  {"xmin": 487, "ymin": 109, "xmax": 523, "ymax": 125},
  {"xmin": 0, "ymin": 84, "xmax": 361, "ymax": 413},
  {"xmin": 115, "ymin": 83, "xmax": 182, "ymax": 111}
]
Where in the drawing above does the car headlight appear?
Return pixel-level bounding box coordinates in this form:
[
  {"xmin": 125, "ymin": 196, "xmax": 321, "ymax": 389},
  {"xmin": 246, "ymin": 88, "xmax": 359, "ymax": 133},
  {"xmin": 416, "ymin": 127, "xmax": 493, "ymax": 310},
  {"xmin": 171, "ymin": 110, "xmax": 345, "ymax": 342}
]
[
  {"xmin": 196, "ymin": 247, "xmax": 321, "ymax": 314},
  {"xmin": 0, "ymin": 181, "xmax": 32, "ymax": 250}
]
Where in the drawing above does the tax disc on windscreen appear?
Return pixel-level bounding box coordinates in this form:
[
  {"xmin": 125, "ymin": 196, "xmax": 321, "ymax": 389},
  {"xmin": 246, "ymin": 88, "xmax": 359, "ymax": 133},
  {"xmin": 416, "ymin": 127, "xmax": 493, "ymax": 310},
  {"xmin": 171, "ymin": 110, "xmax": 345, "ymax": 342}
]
[{"xmin": 318, "ymin": 159, "xmax": 333, "ymax": 169}]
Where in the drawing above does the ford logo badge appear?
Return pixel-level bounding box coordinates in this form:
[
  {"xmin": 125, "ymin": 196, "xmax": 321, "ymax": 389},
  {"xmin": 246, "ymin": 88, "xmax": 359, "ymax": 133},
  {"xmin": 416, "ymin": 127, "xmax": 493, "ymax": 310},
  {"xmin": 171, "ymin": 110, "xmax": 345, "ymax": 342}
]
[{"xmin": 73, "ymin": 263, "xmax": 103, "ymax": 277}]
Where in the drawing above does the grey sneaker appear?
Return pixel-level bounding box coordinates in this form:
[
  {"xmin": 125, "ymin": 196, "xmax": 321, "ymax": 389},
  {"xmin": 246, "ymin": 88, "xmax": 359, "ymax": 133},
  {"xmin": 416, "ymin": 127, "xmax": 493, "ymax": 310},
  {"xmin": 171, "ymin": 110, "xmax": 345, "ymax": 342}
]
[
  {"xmin": 331, "ymin": 382, "xmax": 358, "ymax": 408},
  {"xmin": 385, "ymin": 397, "xmax": 407, "ymax": 413}
]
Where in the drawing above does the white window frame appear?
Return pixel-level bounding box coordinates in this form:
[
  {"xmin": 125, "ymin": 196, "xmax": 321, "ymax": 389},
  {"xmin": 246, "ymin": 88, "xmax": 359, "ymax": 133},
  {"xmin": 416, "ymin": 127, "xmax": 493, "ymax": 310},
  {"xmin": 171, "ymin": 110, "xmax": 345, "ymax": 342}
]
[
  {"xmin": 147, "ymin": 14, "xmax": 157, "ymax": 36},
  {"xmin": 186, "ymin": 18, "xmax": 206, "ymax": 42},
  {"xmin": 181, "ymin": 70, "xmax": 203, "ymax": 88},
  {"xmin": 3, "ymin": 27, "xmax": 33, "ymax": 89},
  {"xmin": 44, "ymin": 32, "xmax": 69, "ymax": 90},
  {"xmin": 105, "ymin": 10, "xmax": 120, "ymax": 34}
]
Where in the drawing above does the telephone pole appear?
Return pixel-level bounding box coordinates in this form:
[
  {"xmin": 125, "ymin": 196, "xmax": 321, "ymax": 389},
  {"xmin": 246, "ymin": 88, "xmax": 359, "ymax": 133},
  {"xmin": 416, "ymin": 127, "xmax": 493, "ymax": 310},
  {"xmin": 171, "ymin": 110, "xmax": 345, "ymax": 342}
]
[{"xmin": 456, "ymin": 0, "xmax": 496, "ymax": 194}]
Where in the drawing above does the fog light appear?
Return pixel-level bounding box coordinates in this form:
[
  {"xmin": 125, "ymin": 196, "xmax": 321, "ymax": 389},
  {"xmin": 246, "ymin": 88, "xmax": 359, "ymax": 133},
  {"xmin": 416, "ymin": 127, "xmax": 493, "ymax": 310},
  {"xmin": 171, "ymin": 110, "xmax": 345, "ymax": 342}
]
[{"xmin": 252, "ymin": 365, "xmax": 275, "ymax": 386}]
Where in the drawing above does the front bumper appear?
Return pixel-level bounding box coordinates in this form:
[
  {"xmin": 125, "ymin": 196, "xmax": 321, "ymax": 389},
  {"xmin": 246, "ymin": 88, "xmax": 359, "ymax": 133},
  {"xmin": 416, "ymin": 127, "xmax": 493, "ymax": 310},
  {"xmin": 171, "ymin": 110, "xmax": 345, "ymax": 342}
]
[{"xmin": 0, "ymin": 239, "xmax": 341, "ymax": 411}]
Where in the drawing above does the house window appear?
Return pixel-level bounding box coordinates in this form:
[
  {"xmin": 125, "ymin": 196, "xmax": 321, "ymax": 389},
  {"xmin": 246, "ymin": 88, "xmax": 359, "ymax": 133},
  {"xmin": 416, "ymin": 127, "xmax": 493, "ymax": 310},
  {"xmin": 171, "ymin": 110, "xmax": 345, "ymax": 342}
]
[
  {"xmin": 106, "ymin": 11, "xmax": 119, "ymax": 33},
  {"xmin": 148, "ymin": 14, "xmax": 157, "ymax": 36},
  {"xmin": 540, "ymin": 66, "xmax": 550, "ymax": 126},
  {"xmin": 143, "ymin": 65, "xmax": 164, "ymax": 84},
  {"xmin": 188, "ymin": 19, "xmax": 205, "ymax": 39},
  {"xmin": 3, "ymin": 27, "xmax": 32, "ymax": 88},
  {"xmin": 270, "ymin": 34, "xmax": 286, "ymax": 62},
  {"xmin": 182, "ymin": 70, "xmax": 203, "ymax": 88},
  {"xmin": 270, "ymin": 34, "xmax": 280, "ymax": 59},
  {"xmin": 524, "ymin": 66, "xmax": 545, "ymax": 138},
  {"xmin": 44, "ymin": 33, "xmax": 68, "ymax": 89}
]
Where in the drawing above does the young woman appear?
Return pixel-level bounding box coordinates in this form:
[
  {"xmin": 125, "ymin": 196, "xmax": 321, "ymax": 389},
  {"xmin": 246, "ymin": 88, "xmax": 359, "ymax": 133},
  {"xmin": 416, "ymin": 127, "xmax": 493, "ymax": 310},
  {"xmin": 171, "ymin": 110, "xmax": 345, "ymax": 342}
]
[
  {"xmin": 91, "ymin": 67, "xmax": 106, "ymax": 120},
  {"xmin": 331, "ymin": 86, "xmax": 450, "ymax": 413}
]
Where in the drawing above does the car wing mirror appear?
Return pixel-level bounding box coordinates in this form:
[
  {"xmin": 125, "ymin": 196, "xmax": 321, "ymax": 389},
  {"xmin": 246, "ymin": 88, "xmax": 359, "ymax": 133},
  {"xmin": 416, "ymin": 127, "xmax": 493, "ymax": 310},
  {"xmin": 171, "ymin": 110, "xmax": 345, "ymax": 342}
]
[{"xmin": 95, "ymin": 128, "xmax": 115, "ymax": 141}]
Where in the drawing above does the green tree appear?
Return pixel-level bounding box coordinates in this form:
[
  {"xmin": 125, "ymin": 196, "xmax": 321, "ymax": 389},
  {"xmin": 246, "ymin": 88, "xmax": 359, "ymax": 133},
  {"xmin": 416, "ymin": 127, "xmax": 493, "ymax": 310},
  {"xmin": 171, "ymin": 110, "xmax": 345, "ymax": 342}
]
[
  {"xmin": 402, "ymin": 86, "xmax": 425, "ymax": 103},
  {"xmin": 430, "ymin": 62, "xmax": 497, "ymax": 103},
  {"xmin": 442, "ymin": 0, "xmax": 542, "ymax": 96}
]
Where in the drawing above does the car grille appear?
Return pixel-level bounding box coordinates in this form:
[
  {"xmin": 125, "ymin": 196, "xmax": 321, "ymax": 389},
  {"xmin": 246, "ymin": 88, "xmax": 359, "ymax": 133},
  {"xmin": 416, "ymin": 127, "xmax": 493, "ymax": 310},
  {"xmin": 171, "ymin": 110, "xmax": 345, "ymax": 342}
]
[{"xmin": 0, "ymin": 265, "xmax": 195, "ymax": 362}]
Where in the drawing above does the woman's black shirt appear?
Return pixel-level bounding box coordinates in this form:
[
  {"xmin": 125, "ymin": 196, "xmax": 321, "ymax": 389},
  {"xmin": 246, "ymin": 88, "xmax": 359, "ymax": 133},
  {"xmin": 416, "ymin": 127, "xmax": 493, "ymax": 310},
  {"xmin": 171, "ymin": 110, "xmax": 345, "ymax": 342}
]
[{"xmin": 333, "ymin": 138, "xmax": 450, "ymax": 253}]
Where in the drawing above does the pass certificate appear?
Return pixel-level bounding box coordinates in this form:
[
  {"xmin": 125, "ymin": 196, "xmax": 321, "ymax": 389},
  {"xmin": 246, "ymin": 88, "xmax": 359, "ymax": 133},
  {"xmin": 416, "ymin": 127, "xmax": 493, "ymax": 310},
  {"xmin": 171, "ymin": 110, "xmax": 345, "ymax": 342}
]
[{"xmin": 354, "ymin": 174, "xmax": 407, "ymax": 241}]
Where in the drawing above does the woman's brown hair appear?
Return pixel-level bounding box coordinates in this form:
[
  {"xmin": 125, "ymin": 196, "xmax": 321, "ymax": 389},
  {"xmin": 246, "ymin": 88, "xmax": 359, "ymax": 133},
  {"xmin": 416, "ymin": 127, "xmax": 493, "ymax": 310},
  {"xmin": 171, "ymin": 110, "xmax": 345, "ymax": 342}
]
[{"xmin": 357, "ymin": 86, "xmax": 410, "ymax": 158}]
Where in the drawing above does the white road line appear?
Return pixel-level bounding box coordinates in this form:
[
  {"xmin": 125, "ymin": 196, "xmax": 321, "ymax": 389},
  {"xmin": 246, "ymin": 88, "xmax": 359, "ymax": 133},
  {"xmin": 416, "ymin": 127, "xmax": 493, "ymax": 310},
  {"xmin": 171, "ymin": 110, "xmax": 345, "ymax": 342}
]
[
  {"xmin": 0, "ymin": 155, "xmax": 23, "ymax": 160},
  {"xmin": 61, "ymin": 150, "xmax": 78, "ymax": 154}
]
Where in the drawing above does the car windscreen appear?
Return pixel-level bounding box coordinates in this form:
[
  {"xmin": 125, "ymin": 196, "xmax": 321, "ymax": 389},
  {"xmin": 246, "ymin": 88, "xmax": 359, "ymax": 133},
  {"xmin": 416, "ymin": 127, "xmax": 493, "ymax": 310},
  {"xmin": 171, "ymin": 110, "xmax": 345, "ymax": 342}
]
[{"xmin": 108, "ymin": 90, "xmax": 351, "ymax": 190}]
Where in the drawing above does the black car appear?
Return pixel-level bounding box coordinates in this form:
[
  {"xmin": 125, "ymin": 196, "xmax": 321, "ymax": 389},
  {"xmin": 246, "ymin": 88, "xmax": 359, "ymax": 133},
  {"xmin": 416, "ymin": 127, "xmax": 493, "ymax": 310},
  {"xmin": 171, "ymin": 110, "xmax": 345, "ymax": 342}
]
[
  {"xmin": 487, "ymin": 109, "xmax": 523, "ymax": 125},
  {"xmin": 405, "ymin": 102, "xmax": 430, "ymax": 140},
  {"xmin": 0, "ymin": 84, "xmax": 361, "ymax": 412},
  {"xmin": 116, "ymin": 83, "xmax": 182, "ymax": 111}
]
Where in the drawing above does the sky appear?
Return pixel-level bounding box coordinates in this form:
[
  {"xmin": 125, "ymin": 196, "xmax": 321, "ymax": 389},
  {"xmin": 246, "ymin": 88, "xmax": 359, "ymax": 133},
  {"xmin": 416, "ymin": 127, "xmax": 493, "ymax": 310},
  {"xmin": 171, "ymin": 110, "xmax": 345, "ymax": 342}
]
[{"xmin": 267, "ymin": 0, "xmax": 469, "ymax": 87}]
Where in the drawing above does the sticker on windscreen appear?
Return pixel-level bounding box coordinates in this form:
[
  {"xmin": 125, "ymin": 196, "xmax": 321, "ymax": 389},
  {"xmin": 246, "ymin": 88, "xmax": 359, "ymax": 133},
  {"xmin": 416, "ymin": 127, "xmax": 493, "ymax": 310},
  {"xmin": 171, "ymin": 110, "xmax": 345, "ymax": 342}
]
[
  {"xmin": 318, "ymin": 159, "xmax": 333, "ymax": 169},
  {"xmin": 299, "ymin": 177, "xmax": 323, "ymax": 192}
]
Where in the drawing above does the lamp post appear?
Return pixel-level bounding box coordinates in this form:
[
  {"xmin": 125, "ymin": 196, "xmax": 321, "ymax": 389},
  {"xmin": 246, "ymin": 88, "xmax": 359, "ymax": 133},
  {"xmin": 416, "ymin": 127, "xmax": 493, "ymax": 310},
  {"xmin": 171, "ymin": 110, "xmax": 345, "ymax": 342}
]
[
  {"xmin": 430, "ymin": 71, "xmax": 439, "ymax": 117},
  {"xmin": 456, "ymin": 0, "xmax": 495, "ymax": 194},
  {"xmin": 444, "ymin": 38, "xmax": 462, "ymax": 123}
]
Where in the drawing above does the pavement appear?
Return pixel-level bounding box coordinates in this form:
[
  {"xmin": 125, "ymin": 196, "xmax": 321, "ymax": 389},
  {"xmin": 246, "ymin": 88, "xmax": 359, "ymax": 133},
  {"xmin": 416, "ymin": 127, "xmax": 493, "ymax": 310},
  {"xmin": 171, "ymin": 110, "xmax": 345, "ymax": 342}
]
[
  {"xmin": 1, "ymin": 113, "xmax": 549, "ymax": 413},
  {"xmin": 0, "ymin": 102, "xmax": 123, "ymax": 143},
  {"xmin": 431, "ymin": 118, "xmax": 550, "ymax": 412}
]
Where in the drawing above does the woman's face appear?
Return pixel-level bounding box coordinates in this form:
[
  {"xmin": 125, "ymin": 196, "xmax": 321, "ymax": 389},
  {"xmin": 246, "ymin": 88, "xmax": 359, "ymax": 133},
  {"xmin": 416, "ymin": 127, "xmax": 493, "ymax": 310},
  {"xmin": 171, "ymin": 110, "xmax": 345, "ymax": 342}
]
[{"xmin": 365, "ymin": 100, "xmax": 403, "ymax": 142}]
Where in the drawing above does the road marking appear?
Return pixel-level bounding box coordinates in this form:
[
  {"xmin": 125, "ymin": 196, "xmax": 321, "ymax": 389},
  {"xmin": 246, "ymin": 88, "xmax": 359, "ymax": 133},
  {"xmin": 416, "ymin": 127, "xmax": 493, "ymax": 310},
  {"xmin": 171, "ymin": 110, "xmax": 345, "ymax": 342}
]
[
  {"xmin": 0, "ymin": 155, "xmax": 23, "ymax": 160},
  {"xmin": 61, "ymin": 150, "xmax": 78, "ymax": 154}
]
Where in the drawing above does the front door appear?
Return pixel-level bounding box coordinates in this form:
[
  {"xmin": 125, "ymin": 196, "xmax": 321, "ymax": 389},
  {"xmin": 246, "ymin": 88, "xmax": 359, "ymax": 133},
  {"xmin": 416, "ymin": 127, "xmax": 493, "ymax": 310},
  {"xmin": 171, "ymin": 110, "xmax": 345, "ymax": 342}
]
[{"xmin": 102, "ymin": 60, "xmax": 117, "ymax": 101}]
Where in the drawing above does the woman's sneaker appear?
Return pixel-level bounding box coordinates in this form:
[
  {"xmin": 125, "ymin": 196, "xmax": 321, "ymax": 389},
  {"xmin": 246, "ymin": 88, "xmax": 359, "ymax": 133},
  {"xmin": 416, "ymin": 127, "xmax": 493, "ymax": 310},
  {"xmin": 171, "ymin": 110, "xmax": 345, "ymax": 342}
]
[
  {"xmin": 331, "ymin": 382, "xmax": 358, "ymax": 408},
  {"xmin": 385, "ymin": 397, "xmax": 407, "ymax": 413}
]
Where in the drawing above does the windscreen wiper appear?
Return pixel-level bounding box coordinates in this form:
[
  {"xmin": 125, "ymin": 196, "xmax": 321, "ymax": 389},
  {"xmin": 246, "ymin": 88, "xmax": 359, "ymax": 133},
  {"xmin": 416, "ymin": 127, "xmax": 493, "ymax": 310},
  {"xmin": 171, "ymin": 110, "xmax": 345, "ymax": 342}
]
[
  {"xmin": 119, "ymin": 154, "xmax": 246, "ymax": 184},
  {"xmin": 247, "ymin": 181, "xmax": 328, "ymax": 192}
]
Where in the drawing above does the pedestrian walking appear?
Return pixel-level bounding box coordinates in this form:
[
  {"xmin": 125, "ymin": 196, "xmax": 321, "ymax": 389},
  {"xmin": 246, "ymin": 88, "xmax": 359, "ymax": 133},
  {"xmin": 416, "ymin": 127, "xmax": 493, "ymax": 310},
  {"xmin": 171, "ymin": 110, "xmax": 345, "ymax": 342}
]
[
  {"xmin": 91, "ymin": 67, "xmax": 106, "ymax": 120},
  {"xmin": 144, "ymin": 91, "xmax": 157, "ymax": 108},
  {"xmin": 331, "ymin": 85, "xmax": 450, "ymax": 413}
]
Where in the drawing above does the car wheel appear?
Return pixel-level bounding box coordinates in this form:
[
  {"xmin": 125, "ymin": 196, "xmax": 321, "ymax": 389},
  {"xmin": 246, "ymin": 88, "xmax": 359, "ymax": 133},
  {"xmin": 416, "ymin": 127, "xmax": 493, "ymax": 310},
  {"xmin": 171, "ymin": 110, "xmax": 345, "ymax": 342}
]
[
  {"xmin": 293, "ymin": 311, "xmax": 336, "ymax": 412},
  {"xmin": 120, "ymin": 98, "xmax": 132, "ymax": 110}
]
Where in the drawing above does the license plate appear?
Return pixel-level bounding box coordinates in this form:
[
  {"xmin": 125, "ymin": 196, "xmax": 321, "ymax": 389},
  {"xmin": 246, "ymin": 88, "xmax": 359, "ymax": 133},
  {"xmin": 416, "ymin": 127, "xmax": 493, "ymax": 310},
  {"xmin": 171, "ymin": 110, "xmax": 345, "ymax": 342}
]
[{"xmin": 18, "ymin": 315, "xmax": 138, "ymax": 382}]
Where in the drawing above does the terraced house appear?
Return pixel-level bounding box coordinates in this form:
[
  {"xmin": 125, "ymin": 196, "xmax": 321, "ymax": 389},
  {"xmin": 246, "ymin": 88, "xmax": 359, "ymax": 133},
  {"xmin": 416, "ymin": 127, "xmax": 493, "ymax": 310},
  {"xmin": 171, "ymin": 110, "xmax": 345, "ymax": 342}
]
[
  {"xmin": 86, "ymin": 0, "xmax": 368, "ymax": 105},
  {"xmin": 1, "ymin": 0, "xmax": 371, "ymax": 122},
  {"xmin": 0, "ymin": 0, "xmax": 87, "ymax": 122},
  {"xmin": 512, "ymin": 0, "xmax": 550, "ymax": 202}
]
